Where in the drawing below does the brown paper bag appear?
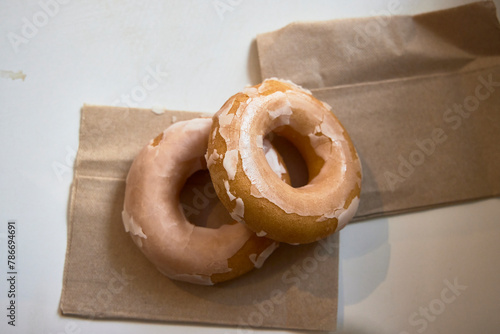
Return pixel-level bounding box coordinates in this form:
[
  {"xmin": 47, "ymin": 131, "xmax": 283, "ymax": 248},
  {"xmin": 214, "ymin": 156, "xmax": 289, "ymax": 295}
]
[
  {"xmin": 60, "ymin": 105, "xmax": 340, "ymax": 331},
  {"xmin": 257, "ymin": 0, "xmax": 500, "ymax": 220},
  {"xmin": 61, "ymin": 1, "xmax": 500, "ymax": 332}
]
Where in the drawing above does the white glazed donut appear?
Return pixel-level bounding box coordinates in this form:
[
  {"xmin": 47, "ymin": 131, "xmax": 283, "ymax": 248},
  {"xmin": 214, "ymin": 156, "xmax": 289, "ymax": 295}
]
[
  {"xmin": 122, "ymin": 118, "xmax": 288, "ymax": 285},
  {"xmin": 207, "ymin": 78, "xmax": 362, "ymax": 244}
]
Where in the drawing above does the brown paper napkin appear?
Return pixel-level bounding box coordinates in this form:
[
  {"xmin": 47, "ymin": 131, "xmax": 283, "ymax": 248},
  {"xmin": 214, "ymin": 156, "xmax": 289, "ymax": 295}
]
[
  {"xmin": 257, "ymin": 1, "xmax": 500, "ymax": 220},
  {"xmin": 60, "ymin": 105, "xmax": 339, "ymax": 331}
]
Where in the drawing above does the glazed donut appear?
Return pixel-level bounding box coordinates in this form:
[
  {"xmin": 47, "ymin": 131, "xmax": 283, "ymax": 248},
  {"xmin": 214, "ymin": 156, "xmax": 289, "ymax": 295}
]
[
  {"xmin": 207, "ymin": 78, "xmax": 362, "ymax": 244},
  {"xmin": 122, "ymin": 118, "xmax": 289, "ymax": 285}
]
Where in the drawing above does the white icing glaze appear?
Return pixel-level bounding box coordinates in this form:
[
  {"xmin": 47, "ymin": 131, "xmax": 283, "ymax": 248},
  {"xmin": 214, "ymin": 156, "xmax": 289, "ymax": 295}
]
[
  {"xmin": 250, "ymin": 184, "xmax": 263, "ymax": 198},
  {"xmin": 242, "ymin": 86, "xmax": 258, "ymax": 96},
  {"xmin": 256, "ymin": 230, "xmax": 267, "ymax": 237},
  {"xmin": 256, "ymin": 135, "xmax": 263, "ymax": 149},
  {"xmin": 224, "ymin": 179, "xmax": 236, "ymax": 201},
  {"xmin": 315, "ymin": 196, "xmax": 360, "ymax": 228},
  {"xmin": 248, "ymin": 138, "xmax": 287, "ymax": 199},
  {"xmin": 321, "ymin": 100, "xmax": 333, "ymax": 111},
  {"xmin": 205, "ymin": 149, "xmax": 220, "ymax": 168},
  {"xmin": 232, "ymin": 197, "xmax": 245, "ymax": 219},
  {"xmin": 219, "ymin": 112, "xmax": 234, "ymax": 127},
  {"xmin": 223, "ymin": 149, "xmax": 239, "ymax": 180},
  {"xmin": 249, "ymin": 242, "xmax": 279, "ymax": 268},
  {"xmin": 307, "ymin": 133, "xmax": 335, "ymax": 161},
  {"xmin": 336, "ymin": 196, "xmax": 360, "ymax": 230},
  {"xmin": 218, "ymin": 126, "xmax": 231, "ymax": 143},
  {"xmin": 264, "ymin": 146, "xmax": 287, "ymax": 177},
  {"xmin": 122, "ymin": 210, "xmax": 147, "ymax": 239},
  {"xmin": 268, "ymin": 98, "xmax": 292, "ymax": 120}
]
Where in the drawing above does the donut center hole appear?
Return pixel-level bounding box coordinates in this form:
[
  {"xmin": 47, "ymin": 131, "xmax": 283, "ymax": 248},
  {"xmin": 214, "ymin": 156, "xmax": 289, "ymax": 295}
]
[
  {"xmin": 179, "ymin": 170, "xmax": 233, "ymax": 229},
  {"xmin": 264, "ymin": 132, "xmax": 309, "ymax": 188}
]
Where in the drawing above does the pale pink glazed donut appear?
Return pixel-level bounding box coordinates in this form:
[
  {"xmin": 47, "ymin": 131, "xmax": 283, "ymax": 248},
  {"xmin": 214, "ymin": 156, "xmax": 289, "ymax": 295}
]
[
  {"xmin": 207, "ymin": 78, "xmax": 362, "ymax": 244},
  {"xmin": 122, "ymin": 118, "xmax": 286, "ymax": 285}
]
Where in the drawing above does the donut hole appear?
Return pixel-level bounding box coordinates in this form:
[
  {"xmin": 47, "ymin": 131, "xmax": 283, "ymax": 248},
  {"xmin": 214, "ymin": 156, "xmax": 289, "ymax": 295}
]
[
  {"xmin": 179, "ymin": 170, "xmax": 233, "ymax": 229},
  {"xmin": 264, "ymin": 132, "xmax": 309, "ymax": 188}
]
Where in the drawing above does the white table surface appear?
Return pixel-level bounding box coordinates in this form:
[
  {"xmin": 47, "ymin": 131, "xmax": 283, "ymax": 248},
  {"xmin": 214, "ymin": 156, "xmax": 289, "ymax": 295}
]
[{"xmin": 1, "ymin": 1, "xmax": 499, "ymax": 333}]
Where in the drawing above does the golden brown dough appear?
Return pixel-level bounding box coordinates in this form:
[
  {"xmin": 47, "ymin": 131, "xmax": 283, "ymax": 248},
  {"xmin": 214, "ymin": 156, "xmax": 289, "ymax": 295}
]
[{"xmin": 207, "ymin": 78, "xmax": 362, "ymax": 244}]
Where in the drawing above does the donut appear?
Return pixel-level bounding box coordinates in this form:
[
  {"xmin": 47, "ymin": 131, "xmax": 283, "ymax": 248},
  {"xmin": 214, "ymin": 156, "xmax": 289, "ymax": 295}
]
[
  {"xmin": 122, "ymin": 118, "xmax": 289, "ymax": 285},
  {"xmin": 207, "ymin": 78, "xmax": 362, "ymax": 244}
]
